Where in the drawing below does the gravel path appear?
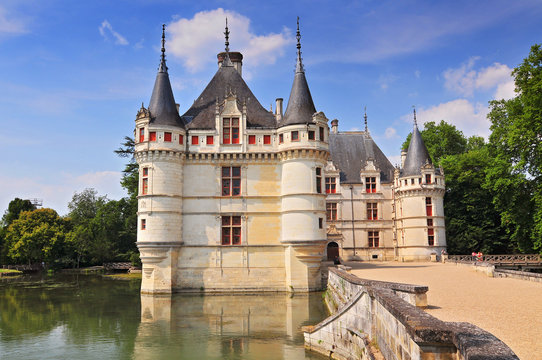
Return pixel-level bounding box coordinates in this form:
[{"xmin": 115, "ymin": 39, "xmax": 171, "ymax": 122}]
[{"xmin": 348, "ymin": 261, "xmax": 542, "ymax": 360}]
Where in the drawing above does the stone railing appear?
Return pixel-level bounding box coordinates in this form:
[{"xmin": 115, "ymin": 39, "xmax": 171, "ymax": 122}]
[
  {"xmin": 303, "ymin": 268, "xmax": 518, "ymax": 360},
  {"xmin": 447, "ymin": 254, "xmax": 541, "ymax": 265}
]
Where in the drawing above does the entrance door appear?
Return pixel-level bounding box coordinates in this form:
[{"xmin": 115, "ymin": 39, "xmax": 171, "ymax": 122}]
[{"xmin": 327, "ymin": 242, "xmax": 339, "ymax": 261}]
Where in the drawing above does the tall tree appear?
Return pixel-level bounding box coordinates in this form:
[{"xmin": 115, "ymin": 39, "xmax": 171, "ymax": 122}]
[
  {"xmin": 487, "ymin": 43, "xmax": 542, "ymax": 252},
  {"xmin": 115, "ymin": 136, "xmax": 138, "ymax": 198},
  {"xmin": 1, "ymin": 198, "xmax": 36, "ymax": 228}
]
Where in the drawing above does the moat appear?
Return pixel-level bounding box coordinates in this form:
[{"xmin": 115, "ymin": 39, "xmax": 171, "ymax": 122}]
[{"xmin": 0, "ymin": 274, "xmax": 328, "ymax": 360}]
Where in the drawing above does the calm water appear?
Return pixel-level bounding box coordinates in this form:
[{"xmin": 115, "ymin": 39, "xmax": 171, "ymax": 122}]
[{"xmin": 0, "ymin": 274, "xmax": 328, "ymax": 360}]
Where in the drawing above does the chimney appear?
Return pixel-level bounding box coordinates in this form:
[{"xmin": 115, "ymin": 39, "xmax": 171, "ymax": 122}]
[
  {"xmin": 331, "ymin": 119, "xmax": 339, "ymax": 134},
  {"xmin": 217, "ymin": 51, "xmax": 243, "ymax": 77},
  {"xmin": 275, "ymin": 98, "xmax": 283, "ymax": 122},
  {"xmin": 401, "ymin": 149, "xmax": 407, "ymax": 168},
  {"xmin": 176, "ymin": 103, "xmax": 180, "ymax": 114}
]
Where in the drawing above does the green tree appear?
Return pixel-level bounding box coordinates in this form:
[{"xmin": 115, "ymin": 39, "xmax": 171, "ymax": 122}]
[
  {"xmin": 487, "ymin": 43, "xmax": 542, "ymax": 252},
  {"xmin": 4, "ymin": 208, "xmax": 69, "ymax": 265},
  {"xmin": 402, "ymin": 120, "xmax": 468, "ymax": 165},
  {"xmin": 1, "ymin": 198, "xmax": 36, "ymax": 227},
  {"xmin": 115, "ymin": 136, "xmax": 138, "ymax": 198}
]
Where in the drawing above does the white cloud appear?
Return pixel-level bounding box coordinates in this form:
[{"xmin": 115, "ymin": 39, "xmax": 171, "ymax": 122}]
[
  {"xmin": 407, "ymin": 99, "xmax": 490, "ymax": 138},
  {"xmin": 0, "ymin": 171, "xmax": 125, "ymax": 216},
  {"xmin": 384, "ymin": 127, "xmax": 397, "ymax": 139},
  {"xmin": 443, "ymin": 58, "xmax": 515, "ymax": 100},
  {"xmin": 414, "ymin": 70, "xmax": 421, "ymax": 79},
  {"xmin": 0, "ymin": 6, "xmax": 26, "ymax": 34},
  {"xmin": 99, "ymin": 20, "xmax": 128, "ymax": 45},
  {"xmin": 167, "ymin": 8, "xmax": 293, "ymax": 73}
]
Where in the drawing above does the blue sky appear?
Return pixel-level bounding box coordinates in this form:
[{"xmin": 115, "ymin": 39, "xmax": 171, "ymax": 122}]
[{"xmin": 1, "ymin": 0, "xmax": 541, "ymax": 215}]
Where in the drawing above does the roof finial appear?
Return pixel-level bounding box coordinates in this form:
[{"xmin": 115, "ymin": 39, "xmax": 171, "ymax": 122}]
[
  {"xmin": 364, "ymin": 106, "xmax": 368, "ymax": 132},
  {"xmin": 225, "ymin": 18, "xmax": 230, "ymax": 53},
  {"xmin": 295, "ymin": 16, "xmax": 304, "ymax": 73},
  {"xmin": 159, "ymin": 24, "xmax": 168, "ymax": 72},
  {"xmin": 413, "ymin": 105, "xmax": 417, "ymax": 127}
]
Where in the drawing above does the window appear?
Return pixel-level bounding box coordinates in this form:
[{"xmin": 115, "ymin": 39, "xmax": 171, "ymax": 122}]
[
  {"xmin": 149, "ymin": 132, "xmax": 157, "ymax": 142},
  {"xmin": 142, "ymin": 167, "xmax": 149, "ymax": 195},
  {"xmin": 222, "ymin": 167, "xmax": 241, "ymax": 196},
  {"xmin": 426, "ymin": 197, "xmax": 432, "ymax": 216},
  {"xmin": 279, "ymin": 134, "xmax": 284, "ymax": 143},
  {"xmin": 425, "ymin": 174, "xmax": 432, "ymax": 184},
  {"xmin": 291, "ymin": 131, "xmax": 299, "ymax": 141},
  {"xmin": 418, "ymin": 178, "xmax": 422, "ymax": 184},
  {"xmin": 326, "ymin": 203, "xmax": 337, "ymax": 221},
  {"xmin": 264, "ymin": 135, "xmax": 271, "ymax": 145},
  {"xmin": 367, "ymin": 203, "xmax": 377, "ymax": 220},
  {"xmin": 427, "ymin": 219, "xmax": 433, "ymax": 226},
  {"xmin": 223, "ymin": 117, "xmax": 240, "ymax": 144},
  {"xmin": 139, "ymin": 128, "xmax": 145, "ymax": 142},
  {"xmin": 164, "ymin": 132, "xmax": 172, "ymax": 142},
  {"xmin": 141, "ymin": 219, "xmax": 146, "ymax": 230},
  {"xmin": 366, "ymin": 177, "xmax": 376, "ymax": 193},
  {"xmin": 179, "ymin": 134, "xmax": 184, "ymax": 144},
  {"xmin": 319, "ymin": 127, "xmax": 324, "ymax": 141},
  {"xmin": 248, "ymin": 135, "xmax": 256, "ymax": 144},
  {"xmin": 319, "ymin": 218, "xmax": 323, "ymax": 229},
  {"xmin": 308, "ymin": 130, "xmax": 315, "ymax": 140},
  {"xmin": 316, "ymin": 168, "xmax": 322, "ymax": 194},
  {"xmin": 428, "ymin": 228, "xmax": 434, "ymax": 246},
  {"xmin": 206, "ymin": 135, "xmax": 214, "ymax": 145},
  {"xmin": 411, "ymin": 178, "xmax": 415, "ymax": 185},
  {"xmin": 222, "ymin": 216, "xmax": 241, "ymax": 245},
  {"xmin": 368, "ymin": 231, "xmax": 379, "ymax": 247},
  {"xmin": 325, "ymin": 177, "xmax": 336, "ymax": 194},
  {"xmin": 191, "ymin": 136, "xmax": 199, "ymax": 145}
]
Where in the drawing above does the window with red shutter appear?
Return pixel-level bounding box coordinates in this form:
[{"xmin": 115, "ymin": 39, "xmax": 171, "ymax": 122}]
[
  {"xmin": 248, "ymin": 135, "xmax": 256, "ymax": 144},
  {"xmin": 426, "ymin": 197, "xmax": 432, "ymax": 216},
  {"xmin": 207, "ymin": 136, "xmax": 214, "ymax": 145},
  {"xmin": 141, "ymin": 219, "xmax": 146, "ymax": 230},
  {"xmin": 191, "ymin": 136, "xmax": 198, "ymax": 145},
  {"xmin": 164, "ymin": 132, "xmax": 172, "ymax": 142},
  {"xmin": 149, "ymin": 132, "xmax": 156, "ymax": 142},
  {"xmin": 263, "ymin": 135, "xmax": 271, "ymax": 144},
  {"xmin": 365, "ymin": 177, "xmax": 376, "ymax": 193},
  {"xmin": 325, "ymin": 177, "xmax": 336, "ymax": 194},
  {"xmin": 139, "ymin": 128, "xmax": 145, "ymax": 142},
  {"xmin": 179, "ymin": 134, "xmax": 184, "ymax": 144}
]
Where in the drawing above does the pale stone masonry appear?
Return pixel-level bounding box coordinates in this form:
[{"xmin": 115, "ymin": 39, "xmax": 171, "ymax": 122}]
[{"xmin": 134, "ymin": 24, "xmax": 446, "ymax": 294}]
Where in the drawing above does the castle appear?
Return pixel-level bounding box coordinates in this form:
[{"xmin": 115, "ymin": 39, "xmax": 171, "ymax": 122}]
[{"xmin": 134, "ymin": 23, "xmax": 446, "ymax": 294}]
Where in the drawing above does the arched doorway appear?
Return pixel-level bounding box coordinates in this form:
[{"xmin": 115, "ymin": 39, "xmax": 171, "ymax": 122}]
[{"xmin": 327, "ymin": 242, "xmax": 339, "ymax": 261}]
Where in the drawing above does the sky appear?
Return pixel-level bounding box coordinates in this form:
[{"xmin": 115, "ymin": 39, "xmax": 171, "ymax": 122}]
[{"xmin": 1, "ymin": 0, "xmax": 541, "ymax": 215}]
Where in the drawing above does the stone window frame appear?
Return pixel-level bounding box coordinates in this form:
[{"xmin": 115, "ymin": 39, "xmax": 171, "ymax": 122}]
[
  {"xmin": 326, "ymin": 202, "xmax": 337, "ymax": 221},
  {"xmin": 368, "ymin": 231, "xmax": 379, "ymax": 247},
  {"xmin": 221, "ymin": 215, "xmax": 242, "ymax": 245},
  {"xmin": 221, "ymin": 166, "xmax": 241, "ymax": 197}
]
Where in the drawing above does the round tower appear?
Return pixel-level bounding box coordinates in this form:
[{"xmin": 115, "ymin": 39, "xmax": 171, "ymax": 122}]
[
  {"xmin": 135, "ymin": 25, "xmax": 186, "ymax": 294},
  {"xmin": 394, "ymin": 110, "xmax": 446, "ymax": 261},
  {"xmin": 279, "ymin": 18, "xmax": 329, "ymax": 291}
]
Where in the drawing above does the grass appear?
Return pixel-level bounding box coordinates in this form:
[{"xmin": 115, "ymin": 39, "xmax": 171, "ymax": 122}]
[
  {"xmin": 0, "ymin": 269, "xmax": 23, "ymax": 274},
  {"xmin": 103, "ymin": 273, "xmax": 142, "ymax": 280}
]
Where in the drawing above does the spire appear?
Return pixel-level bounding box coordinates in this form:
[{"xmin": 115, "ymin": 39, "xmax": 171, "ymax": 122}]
[
  {"xmin": 364, "ymin": 107, "xmax": 368, "ymax": 132},
  {"xmin": 222, "ymin": 18, "xmax": 233, "ymax": 67},
  {"xmin": 281, "ymin": 17, "xmax": 316, "ymax": 126},
  {"xmin": 158, "ymin": 24, "xmax": 167, "ymax": 73},
  {"xmin": 295, "ymin": 16, "xmax": 304, "ymax": 73},
  {"xmin": 402, "ymin": 108, "xmax": 432, "ymax": 176},
  {"xmin": 148, "ymin": 24, "xmax": 185, "ymax": 128}
]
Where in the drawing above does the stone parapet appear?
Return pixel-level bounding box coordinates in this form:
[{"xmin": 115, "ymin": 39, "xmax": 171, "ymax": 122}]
[{"xmin": 304, "ymin": 268, "xmax": 518, "ymax": 360}]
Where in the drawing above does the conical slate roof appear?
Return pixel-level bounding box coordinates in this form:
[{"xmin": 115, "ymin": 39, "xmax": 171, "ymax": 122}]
[
  {"xmin": 281, "ymin": 19, "xmax": 316, "ymax": 127},
  {"xmin": 402, "ymin": 124, "xmax": 432, "ymax": 176},
  {"xmin": 181, "ymin": 63, "xmax": 276, "ymax": 129},
  {"xmin": 148, "ymin": 27, "xmax": 185, "ymax": 128}
]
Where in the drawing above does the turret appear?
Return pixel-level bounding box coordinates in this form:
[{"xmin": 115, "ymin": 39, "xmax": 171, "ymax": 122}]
[
  {"xmin": 280, "ymin": 18, "xmax": 328, "ymax": 291},
  {"xmin": 135, "ymin": 25, "xmax": 185, "ymax": 294},
  {"xmin": 394, "ymin": 109, "xmax": 446, "ymax": 261}
]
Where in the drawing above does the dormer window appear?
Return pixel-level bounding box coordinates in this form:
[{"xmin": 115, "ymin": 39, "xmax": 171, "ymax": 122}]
[
  {"xmin": 223, "ymin": 117, "xmax": 240, "ymax": 144},
  {"xmin": 366, "ymin": 177, "xmax": 376, "ymax": 193},
  {"xmin": 319, "ymin": 127, "xmax": 324, "ymax": 141},
  {"xmin": 425, "ymin": 174, "xmax": 432, "ymax": 184},
  {"xmin": 325, "ymin": 177, "xmax": 336, "ymax": 194}
]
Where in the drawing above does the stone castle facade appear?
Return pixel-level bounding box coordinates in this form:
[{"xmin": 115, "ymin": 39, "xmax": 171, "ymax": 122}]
[{"xmin": 134, "ymin": 24, "xmax": 446, "ymax": 294}]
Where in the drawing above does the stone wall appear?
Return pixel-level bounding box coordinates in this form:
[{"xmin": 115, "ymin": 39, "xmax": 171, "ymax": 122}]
[{"xmin": 303, "ymin": 268, "xmax": 518, "ymax": 360}]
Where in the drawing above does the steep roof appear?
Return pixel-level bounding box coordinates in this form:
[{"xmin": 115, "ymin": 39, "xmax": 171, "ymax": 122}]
[
  {"xmin": 181, "ymin": 63, "xmax": 276, "ymax": 129},
  {"xmin": 329, "ymin": 132, "xmax": 395, "ymax": 183},
  {"xmin": 280, "ymin": 18, "xmax": 316, "ymax": 127},
  {"xmin": 401, "ymin": 124, "xmax": 433, "ymax": 176},
  {"xmin": 148, "ymin": 27, "xmax": 185, "ymax": 128}
]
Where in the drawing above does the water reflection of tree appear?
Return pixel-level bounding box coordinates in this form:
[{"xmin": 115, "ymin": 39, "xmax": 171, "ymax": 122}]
[{"xmin": 0, "ymin": 274, "xmax": 140, "ymax": 357}]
